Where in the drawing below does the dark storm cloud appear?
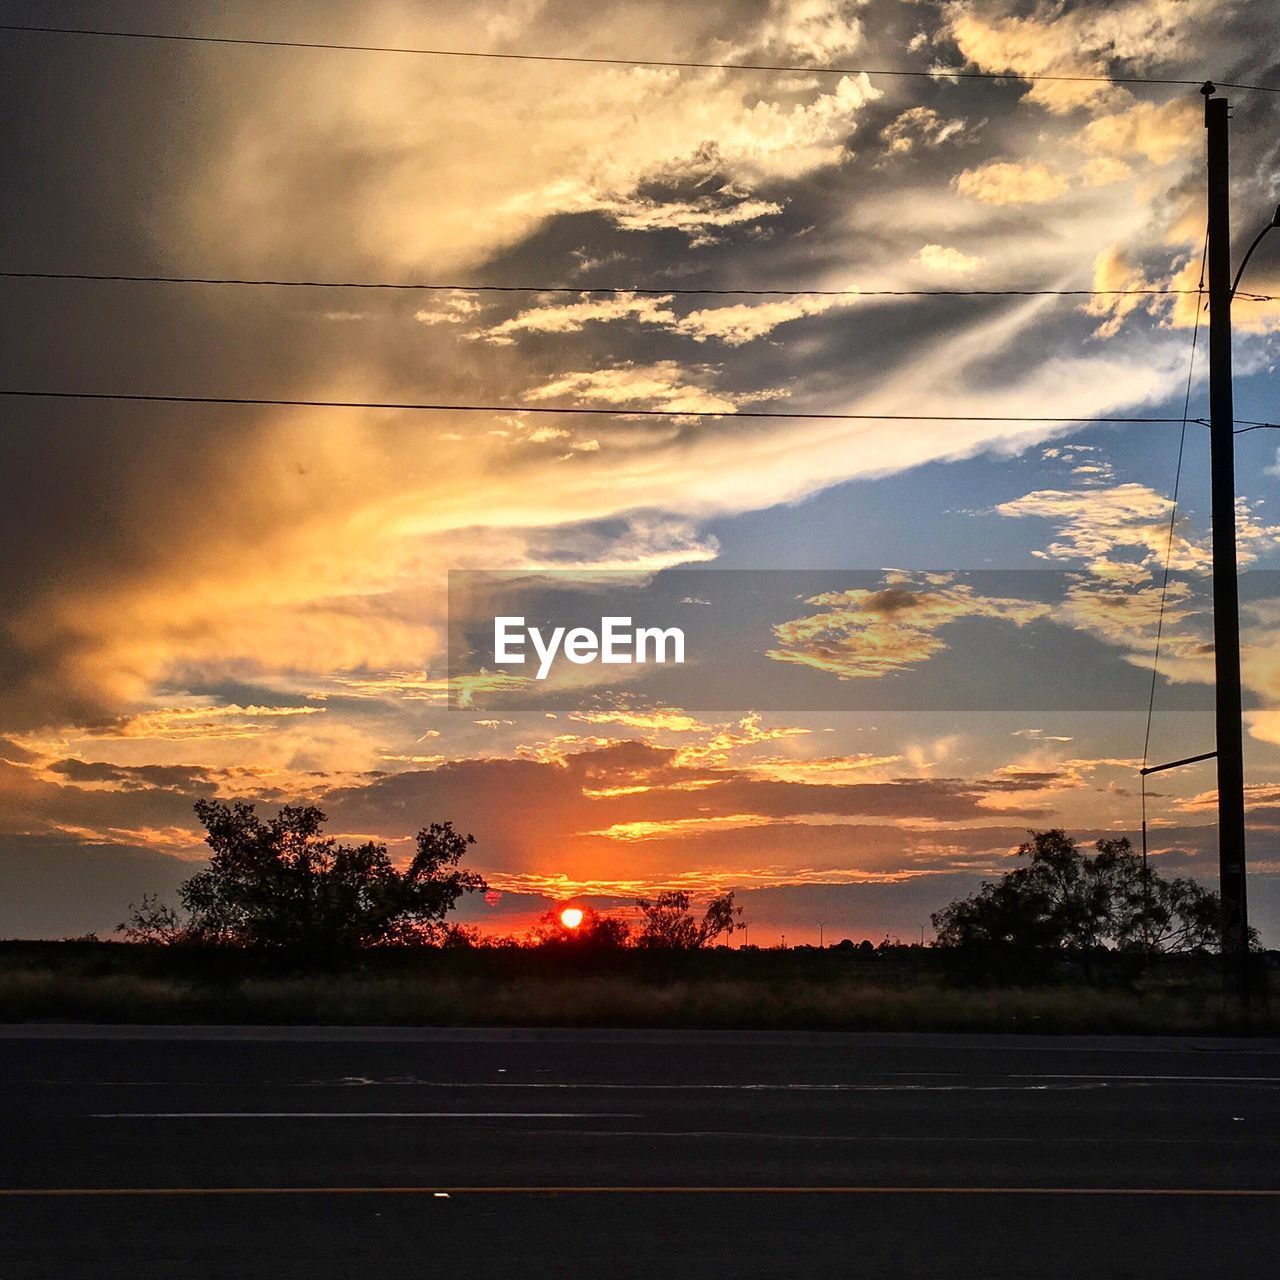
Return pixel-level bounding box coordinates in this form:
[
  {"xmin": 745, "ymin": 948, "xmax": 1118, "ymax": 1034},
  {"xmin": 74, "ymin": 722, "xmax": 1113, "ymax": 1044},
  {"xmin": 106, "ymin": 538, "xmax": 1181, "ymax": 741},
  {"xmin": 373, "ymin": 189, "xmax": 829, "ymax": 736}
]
[
  {"xmin": 47, "ymin": 759, "xmax": 218, "ymax": 791},
  {"xmin": 0, "ymin": 755, "xmax": 217, "ymax": 836},
  {"xmin": 0, "ymin": 0, "xmax": 1274, "ymax": 733},
  {"xmin": 0, "ymin": 6, "xmax": 501, "ymax": 728},
  {"xmin": 320, "ymin": 738, "xmax": 1057, "ymax": 878},
  {"xmin": 0, "ymin": 834, "xmax": 191, "ymax": 939}
]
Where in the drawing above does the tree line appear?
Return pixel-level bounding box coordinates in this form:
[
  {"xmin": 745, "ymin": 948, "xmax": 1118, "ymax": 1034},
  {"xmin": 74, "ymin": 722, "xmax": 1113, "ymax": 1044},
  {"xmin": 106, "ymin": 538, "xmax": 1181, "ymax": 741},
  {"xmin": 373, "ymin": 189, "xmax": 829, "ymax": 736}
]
[
  {"xmin": 123, "ymin": 804, "xmax": 1244, "ymax": 968},
  {"xmin": 931, "ymin": 828, "xmax": 1254, "ymax": 981},
  {"xmin": 122, "ymin": 801, "xmax": 739, "ymax": 952}
]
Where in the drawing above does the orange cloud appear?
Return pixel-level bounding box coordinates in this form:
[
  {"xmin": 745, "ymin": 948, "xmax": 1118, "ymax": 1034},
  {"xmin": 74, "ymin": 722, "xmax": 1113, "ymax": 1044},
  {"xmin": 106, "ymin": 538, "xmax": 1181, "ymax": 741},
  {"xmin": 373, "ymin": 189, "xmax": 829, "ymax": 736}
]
[
  {"xmin": 768, "ymin": 577, "xmax": 1050, "ymax": 679},
  {"xmin": 954, "ymin": 160, "xmax": 1069, "ymax": 205},
  {"xmin": 943, "ymin": 0, "xmax": 1211, "ymax": 115},
  {"xmin": 476, "ymin": 293, "xmax": 856, "ymax": 347},
  {"xmin": 1079, "ymin": 99, "xmax": 1199, "ymax": 167},
  {"xmin": 915, "ymin": 243, "xmax": 983, "ymax": 275},
  {"xmin": 524, "ymin": 361, "xmax": 783, "ymax": 414}
]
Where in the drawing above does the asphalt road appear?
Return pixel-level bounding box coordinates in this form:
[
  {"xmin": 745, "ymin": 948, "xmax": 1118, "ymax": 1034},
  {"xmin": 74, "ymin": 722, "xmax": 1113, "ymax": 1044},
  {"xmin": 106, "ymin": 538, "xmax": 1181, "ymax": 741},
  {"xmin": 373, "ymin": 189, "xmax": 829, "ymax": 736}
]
[{"xmin": 2, "ymin": 1026, "xmax": 1279, "ymax": 1279}]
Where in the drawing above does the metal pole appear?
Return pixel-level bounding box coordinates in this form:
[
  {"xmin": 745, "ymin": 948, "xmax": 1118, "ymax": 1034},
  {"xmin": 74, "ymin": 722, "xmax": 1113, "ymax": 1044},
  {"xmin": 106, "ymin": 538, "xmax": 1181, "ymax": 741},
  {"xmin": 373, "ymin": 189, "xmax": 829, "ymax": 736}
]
[{"xmin": 1202, "ymin": 83, "xmax": 1250, "ymax": 1000}]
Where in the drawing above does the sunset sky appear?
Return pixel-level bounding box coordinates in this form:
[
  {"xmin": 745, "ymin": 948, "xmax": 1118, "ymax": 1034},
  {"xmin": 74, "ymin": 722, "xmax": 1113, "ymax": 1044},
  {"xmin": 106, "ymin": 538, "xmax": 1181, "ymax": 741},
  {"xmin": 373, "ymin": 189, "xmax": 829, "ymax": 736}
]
[{"xmin": 2, "ymin": 0, "xmax": 1279, "ymax": 944}]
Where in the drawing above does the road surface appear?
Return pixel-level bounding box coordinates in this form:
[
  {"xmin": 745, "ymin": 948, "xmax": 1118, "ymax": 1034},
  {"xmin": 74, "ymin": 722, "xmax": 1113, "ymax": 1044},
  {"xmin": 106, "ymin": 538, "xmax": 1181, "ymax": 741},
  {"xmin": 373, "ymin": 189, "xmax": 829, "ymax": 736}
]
[{"xmin": 2, "ymin": 1026, "xmax": 1279, "ymax": 1278}]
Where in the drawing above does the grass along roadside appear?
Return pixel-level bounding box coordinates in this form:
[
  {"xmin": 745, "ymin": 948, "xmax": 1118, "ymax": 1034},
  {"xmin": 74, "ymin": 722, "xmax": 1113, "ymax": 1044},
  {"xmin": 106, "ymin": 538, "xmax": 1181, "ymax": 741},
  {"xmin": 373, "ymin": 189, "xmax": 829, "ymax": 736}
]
[{"xmin": 2, "ymin": 967, "xmax": 1276, "ymax": 1034}]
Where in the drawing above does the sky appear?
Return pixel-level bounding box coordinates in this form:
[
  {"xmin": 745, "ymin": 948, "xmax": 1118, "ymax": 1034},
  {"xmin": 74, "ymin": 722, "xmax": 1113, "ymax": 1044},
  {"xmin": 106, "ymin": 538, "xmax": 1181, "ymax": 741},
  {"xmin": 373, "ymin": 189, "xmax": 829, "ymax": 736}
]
[{"xmin": 1, "ymin": 0, "xmax": 1279, "ymax": 944}]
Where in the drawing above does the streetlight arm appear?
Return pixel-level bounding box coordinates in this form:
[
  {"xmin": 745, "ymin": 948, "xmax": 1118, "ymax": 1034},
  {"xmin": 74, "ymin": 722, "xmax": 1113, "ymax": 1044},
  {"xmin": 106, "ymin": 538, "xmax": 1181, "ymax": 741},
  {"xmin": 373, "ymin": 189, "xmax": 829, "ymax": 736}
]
[{"xmin": 1230, "ymin": 204, "xmax": 1280, "ymax": 300}]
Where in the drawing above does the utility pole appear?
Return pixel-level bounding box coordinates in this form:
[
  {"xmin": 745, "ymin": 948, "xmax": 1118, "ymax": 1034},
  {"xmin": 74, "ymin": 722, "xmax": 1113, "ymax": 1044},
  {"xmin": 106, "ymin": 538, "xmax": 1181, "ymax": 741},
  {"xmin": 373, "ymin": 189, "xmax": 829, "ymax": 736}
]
[{"xmin": 1202, "ymin": 83, "xmax": 1250, "ymax": 1000}]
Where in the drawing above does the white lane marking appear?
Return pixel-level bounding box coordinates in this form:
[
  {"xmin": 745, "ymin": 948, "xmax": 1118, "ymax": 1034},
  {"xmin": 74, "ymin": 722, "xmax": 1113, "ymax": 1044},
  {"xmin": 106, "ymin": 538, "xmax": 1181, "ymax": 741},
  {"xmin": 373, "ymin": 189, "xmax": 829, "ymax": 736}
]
[
  {"xmin": 293, "ymin": 1078, "xmax": 1280, "ymax": 1091},
  {"xmin": 1008, "ymin": 1073, "xmax": 1280, "ymax": 1083},
  {"xmin": 92, "ymin": 1111, "xmax": 639, "ymax": 1119},
  {"xmin": 529, "ymin": 1130, "xmax": 1275, "ymax": 1145},
  {"xmin": 30, "ymin": 1073, "xmax": 1280, "ymax": 1089}
]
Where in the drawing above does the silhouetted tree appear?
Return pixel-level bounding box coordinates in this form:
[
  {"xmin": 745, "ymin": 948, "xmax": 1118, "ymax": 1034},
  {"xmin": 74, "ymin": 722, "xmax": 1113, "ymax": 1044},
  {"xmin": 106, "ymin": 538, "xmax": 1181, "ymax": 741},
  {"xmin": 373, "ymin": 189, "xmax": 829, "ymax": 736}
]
[
  {"xmin": 117, "ymin": 894, "xmax": 185, "ymax": 944},
  {"xmin": 634, "ymin": 890, "xmax": 740, "ymax": 949},
  {"xmin": 529, "ymin": 906, "xmax": 632, "ymax": 949},
  {"xmin": 1098, "ymin": 841, "xmax": 1234, "ymax": 955},
  {"xmin": 931, "ymin": 829, "xmax": 1250, "ymax": 981},
  {"xmin": 123, "ymin": 801, "xmax": 485, "ymax": 949}
]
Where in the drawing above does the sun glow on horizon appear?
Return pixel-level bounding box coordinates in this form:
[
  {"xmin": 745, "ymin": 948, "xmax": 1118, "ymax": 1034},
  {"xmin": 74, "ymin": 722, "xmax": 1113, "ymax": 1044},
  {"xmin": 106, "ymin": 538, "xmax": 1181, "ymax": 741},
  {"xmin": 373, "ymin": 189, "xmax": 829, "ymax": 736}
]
[{"xmin": 559, "ymin": 906, "xmax": 585, "ymax": 929}]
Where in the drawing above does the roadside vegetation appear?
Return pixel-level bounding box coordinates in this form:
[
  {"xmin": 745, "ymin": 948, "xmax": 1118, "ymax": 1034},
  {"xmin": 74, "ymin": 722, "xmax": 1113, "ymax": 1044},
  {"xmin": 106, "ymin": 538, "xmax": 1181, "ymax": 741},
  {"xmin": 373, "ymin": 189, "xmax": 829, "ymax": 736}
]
[
  {"xmin": 1, "ymin": 943, "xmax": 1274, "ymax": 1032},
  {"xmin": 2, "ymin": 805, "xmax": 1273, "ymax": 1032},
  {"xmin": 930, "ymin": 828, "xmax": 1260, "ymax": 982}
]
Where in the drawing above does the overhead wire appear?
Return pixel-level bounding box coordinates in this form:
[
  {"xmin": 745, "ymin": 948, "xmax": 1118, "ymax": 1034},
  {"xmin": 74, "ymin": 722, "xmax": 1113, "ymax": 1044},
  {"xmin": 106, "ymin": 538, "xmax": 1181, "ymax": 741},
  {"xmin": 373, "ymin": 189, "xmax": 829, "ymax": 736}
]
[
  {"xmin": 0, "ymin": 389, "xmax": 1232, "ymax": 423},
  {"xmin": 0, "ymin": 269, "xmax": 1275, "ymax": 301},
  {"xmin": 1140, "ymin": 232, "xmax": 1208, "ymax": 870},
  {"xmin": 2, "ymin": 23, "xmax": 1278, "ymax": 92}
]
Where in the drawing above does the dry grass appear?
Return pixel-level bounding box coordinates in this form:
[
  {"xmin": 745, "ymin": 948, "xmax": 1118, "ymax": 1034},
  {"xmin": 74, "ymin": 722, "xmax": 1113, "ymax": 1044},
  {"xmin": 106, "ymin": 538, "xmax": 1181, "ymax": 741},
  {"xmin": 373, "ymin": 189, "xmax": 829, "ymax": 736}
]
[{"xmin": 2, "ymin": 967, "xmax": 1275, "ymax": 1034}]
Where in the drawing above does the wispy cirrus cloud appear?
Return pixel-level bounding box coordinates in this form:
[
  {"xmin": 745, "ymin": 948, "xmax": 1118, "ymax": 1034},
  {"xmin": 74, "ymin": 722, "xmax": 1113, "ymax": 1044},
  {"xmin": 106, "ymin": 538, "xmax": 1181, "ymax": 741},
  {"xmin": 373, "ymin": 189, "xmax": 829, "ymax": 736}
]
[
  {"xmin": 475, "ymin": 294, "xmax": 677, "ymax": 344},
  {"xmin": 569, "ymin": 708, "xmax": 713, "ymax": 734},
  {"xmin": 674, "ymin": 296, "xmax": 855, "ymax": 345},
  {"xmin": 474, "ymin": 292, "xmax": 856, "ymax": 346},
  {"xmin": 998, "ymin": 483, "xmax": 1280, "ymax": 574},
  {"xmin": 413, "ymin": 292, "xmax": 486, "ymax": 326},
  {"xmin": 524, "ymin": 361, "xmax": 786, "ymax": 413},
  {"xmin": 999, "ymin": 479, "xmax": 1280, "ymax": 692}
]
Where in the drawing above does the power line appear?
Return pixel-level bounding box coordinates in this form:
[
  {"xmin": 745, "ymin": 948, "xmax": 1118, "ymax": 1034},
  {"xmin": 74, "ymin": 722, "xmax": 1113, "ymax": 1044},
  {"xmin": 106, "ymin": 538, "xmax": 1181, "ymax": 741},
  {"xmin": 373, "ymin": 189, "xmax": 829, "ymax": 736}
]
[
  {"xmin": 1, "ymin": 270, "xmax": 1274, "ymax": 302},
  {"xmin": 2, "ymin": 23, "xmax": 1277, "ymax": 94},
  {"xmin": 1141, "ymin": 232, "xmax": 1206, "ymax": 864},
  {"xmin": 0, "ymin": 388, "xmax": 1233, "ymax": 423},
  {"xmin": 1234, "ymin": 422, "xmax": 1280, "ymax": 434}
]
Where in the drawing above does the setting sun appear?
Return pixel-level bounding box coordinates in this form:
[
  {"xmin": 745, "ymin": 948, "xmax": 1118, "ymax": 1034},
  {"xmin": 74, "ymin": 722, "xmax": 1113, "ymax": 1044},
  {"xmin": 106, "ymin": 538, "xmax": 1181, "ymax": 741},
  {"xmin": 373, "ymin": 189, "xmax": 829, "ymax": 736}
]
[{"xmin": 559, "ymin": 907, "xmax": 584, "ymax": 930}]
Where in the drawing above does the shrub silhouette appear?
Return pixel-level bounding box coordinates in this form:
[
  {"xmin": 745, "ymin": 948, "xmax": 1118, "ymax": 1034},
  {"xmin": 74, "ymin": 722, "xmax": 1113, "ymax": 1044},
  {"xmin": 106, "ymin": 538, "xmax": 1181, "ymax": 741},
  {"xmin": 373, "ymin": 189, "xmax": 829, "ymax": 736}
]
[
  {"xmin": 634, "ymin": 890, "xmax": 741, "ymax": 949},
  {"xmin": 931, "ymin": 828, "xmax": 1252, "ymax": 981},
  {"xmin": 122, "ymin": 800, "xmax": 485, "ymax": 949}
]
